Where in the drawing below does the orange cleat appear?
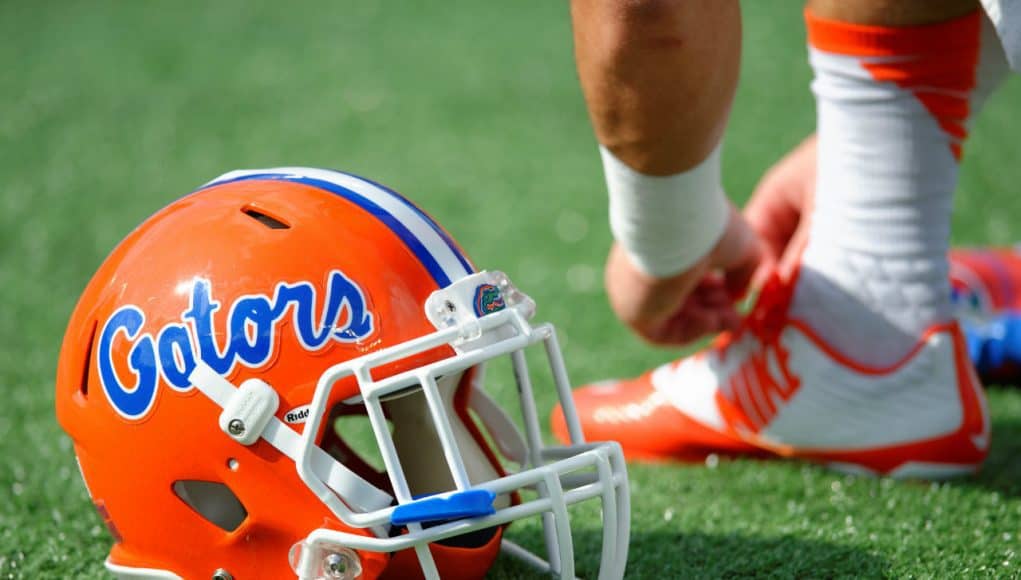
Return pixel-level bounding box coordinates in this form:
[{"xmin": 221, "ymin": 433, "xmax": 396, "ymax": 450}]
[
  {"xmin": 552, "ymin": 272, "xmax": 991, "ymax": 479},
  {"xmin": 550, "ymin": 376, "xmax": 764, "ymax": 463}
]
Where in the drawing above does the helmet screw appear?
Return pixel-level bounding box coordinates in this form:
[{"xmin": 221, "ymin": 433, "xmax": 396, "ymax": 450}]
[
  {"xmin": 324, "ymin": 552, "xmax": 350, "ymax": 578},
  {"xmin": 227, "ymin": 419, "xmax": 246, "ymax": 436},
  {"xmin": 211, "ymin": 569, "xmax": 233, "ymax": 580}
]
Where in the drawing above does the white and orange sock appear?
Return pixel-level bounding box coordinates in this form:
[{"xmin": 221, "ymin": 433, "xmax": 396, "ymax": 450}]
[{"xmin": 789, "ymin": 10, "xmax": 984, "ymax": 367}]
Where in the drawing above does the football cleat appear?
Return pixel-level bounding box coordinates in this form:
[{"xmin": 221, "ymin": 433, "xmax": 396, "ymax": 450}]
[
  {"xmin": 552, "ymin": 270, "xmax": 990, "ymax": 479},
  {"xmin": 950, "ymin": 246, "xmax": 1021, "ymax": 384},
  {"xmin": 56, "ymin": 168, "xmax": 629, "ymax": 580},
  {"xmin": 950, "ymin": 246, "xmax": 1021, "ymax": 313}
]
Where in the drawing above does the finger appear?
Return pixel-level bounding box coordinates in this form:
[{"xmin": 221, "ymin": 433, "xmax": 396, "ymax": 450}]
[
  {"xmin": 713, "ymin": 213, "xmax": 762, "ymax": 299},
  {"xmin": 717, "ymin": 304, "xmax": 742, "ymax": 332},
  {"xmin": 743, "ymin": 135, "xmax": 817, "ymax": 263},
  {"xmin": 745, "ymin": 189, "xmax": 801, "ymax": 266},
  {"xmin": 638, "ymin": 302, "xmax": 709, "ymax": 346},
  {"xmin": 669, "ymin": 300, "xmax": 738, "ymax": 344},
  {"xmin": 723, "ymin": 246, "xmax": 760, "ymax": 300},
  {"xmin": 670, "ymin": 310, "xmax": 716, "ymax": 344},
  {"xmin": 693, "ymin": 283, "xmax": 733, "ymax": 308},
  {"xmin": 777, "ymin": 214, "xmax": 813, "ymax": 277},
  {"xmin": 750, "ymin": 254, "xmax": 779, "ymax": 291},
  {"xmin": 674, "ymin": 307, "xmax": 736, "ymax": 343},
  {"xmin": 746, "ymin": 182, "xmax": 800, "ymax": 241},
  {"xmin": 691, "ymin": 274, "xmax": 729, "ymax": 302}
]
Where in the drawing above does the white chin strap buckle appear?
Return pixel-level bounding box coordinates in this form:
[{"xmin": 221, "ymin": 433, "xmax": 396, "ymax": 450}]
[{"xmin": 219, "ymin": 378, "xmax": 280, "ymax": 445}]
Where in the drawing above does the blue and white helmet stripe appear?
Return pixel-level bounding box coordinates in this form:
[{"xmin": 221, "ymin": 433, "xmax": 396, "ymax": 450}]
[{"xmin": 201, "ymin": 168, "xmax": 475, "ymax": 288}]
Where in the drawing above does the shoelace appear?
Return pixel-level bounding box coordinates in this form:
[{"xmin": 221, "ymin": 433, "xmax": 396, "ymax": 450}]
[
  {"xmin": 745, "ymin": 274, "xmax": 796, "ymax": 342},
  {"xmin": 718, "ymin": 273, "xmax": 796, "ymax": 360},
  {"xmin": 717, "ymin": 274, "xmax": 801, "ymax": 431}
]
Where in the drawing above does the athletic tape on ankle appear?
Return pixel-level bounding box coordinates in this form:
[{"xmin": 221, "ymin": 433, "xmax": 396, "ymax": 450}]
[{"xmin": 601, "ymin": 143, "xmax": 728, "ymax": 278}]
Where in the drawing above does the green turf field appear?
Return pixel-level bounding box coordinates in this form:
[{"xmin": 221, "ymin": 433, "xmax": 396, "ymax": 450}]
[{"xmin": 2, "ymin": 1, "xmax": 1020, "ymax": 578}]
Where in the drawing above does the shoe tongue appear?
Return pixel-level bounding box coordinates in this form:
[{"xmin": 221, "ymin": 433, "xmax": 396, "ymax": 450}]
[{"xmin": 746, "ymin": 274, "xmax": 795, "ymax": 341}]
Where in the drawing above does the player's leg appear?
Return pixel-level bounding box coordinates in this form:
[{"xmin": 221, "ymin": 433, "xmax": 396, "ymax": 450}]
[
  {"xmin": 555, "ymin": 0, "xmax": 993, "ymax": 478},
  {"xmin": 574, "ymin": 1, "xmax": 761, "ymax": 346},
  {"xmin": 572, "ymin": 0, "xmax": 739, "ymax": 174}
]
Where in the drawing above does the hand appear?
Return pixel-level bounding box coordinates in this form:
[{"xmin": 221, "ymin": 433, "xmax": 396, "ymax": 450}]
[
  {"xmin": 743, "ymin": 134, "xmax": 817, "ymax": 284},
  {"xmin": 605, "ymin": 204, "xmax": 762, "ymax": 346}
]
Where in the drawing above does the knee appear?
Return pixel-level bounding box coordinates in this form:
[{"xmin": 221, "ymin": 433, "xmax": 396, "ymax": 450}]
[
  {"xmin": 598, "ymin": 0, "xmax": 736, "ymax": 43},
  {"xmin": 609, "ymin": 0, "xmax": 687, "ymax": 25}
]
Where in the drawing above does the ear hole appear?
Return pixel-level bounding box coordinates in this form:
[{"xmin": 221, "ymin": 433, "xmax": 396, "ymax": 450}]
[
  {"xmin": 172, "ymin": 480, "xmax": 247, "ymax": 532},
  {"xmin": 80, "ymin": 321, "xmax": 98, "ymax": 398},
  {"xmin": 241, "ymin": 205, "xmax": 290, "ymax": 229}
]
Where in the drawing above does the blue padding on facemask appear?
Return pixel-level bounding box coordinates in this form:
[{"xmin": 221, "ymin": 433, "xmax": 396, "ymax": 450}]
[{"xmin": 391, "ymin": 489, "xmax": 497, "ymax": 525}]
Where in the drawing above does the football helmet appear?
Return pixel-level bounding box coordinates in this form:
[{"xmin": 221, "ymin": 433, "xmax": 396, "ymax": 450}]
[{"xmin": 55, "ymin": 168, "xmax": 629, "ymax": 579}]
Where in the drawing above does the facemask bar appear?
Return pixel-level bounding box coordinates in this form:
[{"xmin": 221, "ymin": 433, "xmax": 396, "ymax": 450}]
[
  {"xmin": 285, "ymin": 272, "xmax": 629, "ymax": 579},
  {"xmin": 293, "ymin": 442, "xmax": 627, "ymax": 578}
]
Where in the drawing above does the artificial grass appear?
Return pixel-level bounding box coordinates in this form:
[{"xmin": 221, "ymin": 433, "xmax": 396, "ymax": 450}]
[{"xmin": 1, "ymin": 0, "xmax": 1019, "ymax": 577}]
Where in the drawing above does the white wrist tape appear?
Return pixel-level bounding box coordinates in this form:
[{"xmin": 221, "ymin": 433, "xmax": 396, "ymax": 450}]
[{"xmin": 601, "ymin": 142, "xmax": 729, "ymax": 278}]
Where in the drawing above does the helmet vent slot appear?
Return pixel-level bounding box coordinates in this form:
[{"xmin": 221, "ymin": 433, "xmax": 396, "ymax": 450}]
[
  {"xmin": 79, "ymin": 320, "xmax": 98, "ymax": 398},
  {"xmin": 172, "ymin": 480, "xmax": 247, "ymax": 532},
  {"xmin": 241, "ymin": 206, "xmax": 290, "ymax": 230}
]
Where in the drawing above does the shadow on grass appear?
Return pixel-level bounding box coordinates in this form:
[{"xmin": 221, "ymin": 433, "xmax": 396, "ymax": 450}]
[{"xmin": 489, "ymin": 528, "xmax": 889, "ymax": 579}]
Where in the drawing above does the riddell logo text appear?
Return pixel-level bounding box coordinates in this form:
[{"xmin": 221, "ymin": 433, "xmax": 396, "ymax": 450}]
[{"xmin": 284, "ymin": 405, "xmax": 310, "ymax": 424}]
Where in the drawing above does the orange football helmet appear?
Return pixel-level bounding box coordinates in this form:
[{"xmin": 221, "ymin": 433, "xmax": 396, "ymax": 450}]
[{"xmin": 56, "ymin": 168, "xmax": 629, "ymax": 580}]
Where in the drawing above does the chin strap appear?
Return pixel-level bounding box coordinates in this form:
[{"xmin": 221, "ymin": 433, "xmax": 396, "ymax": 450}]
[{"xmin": 189, "ymin": 362, "xmax": 394, "ymax": 515}]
